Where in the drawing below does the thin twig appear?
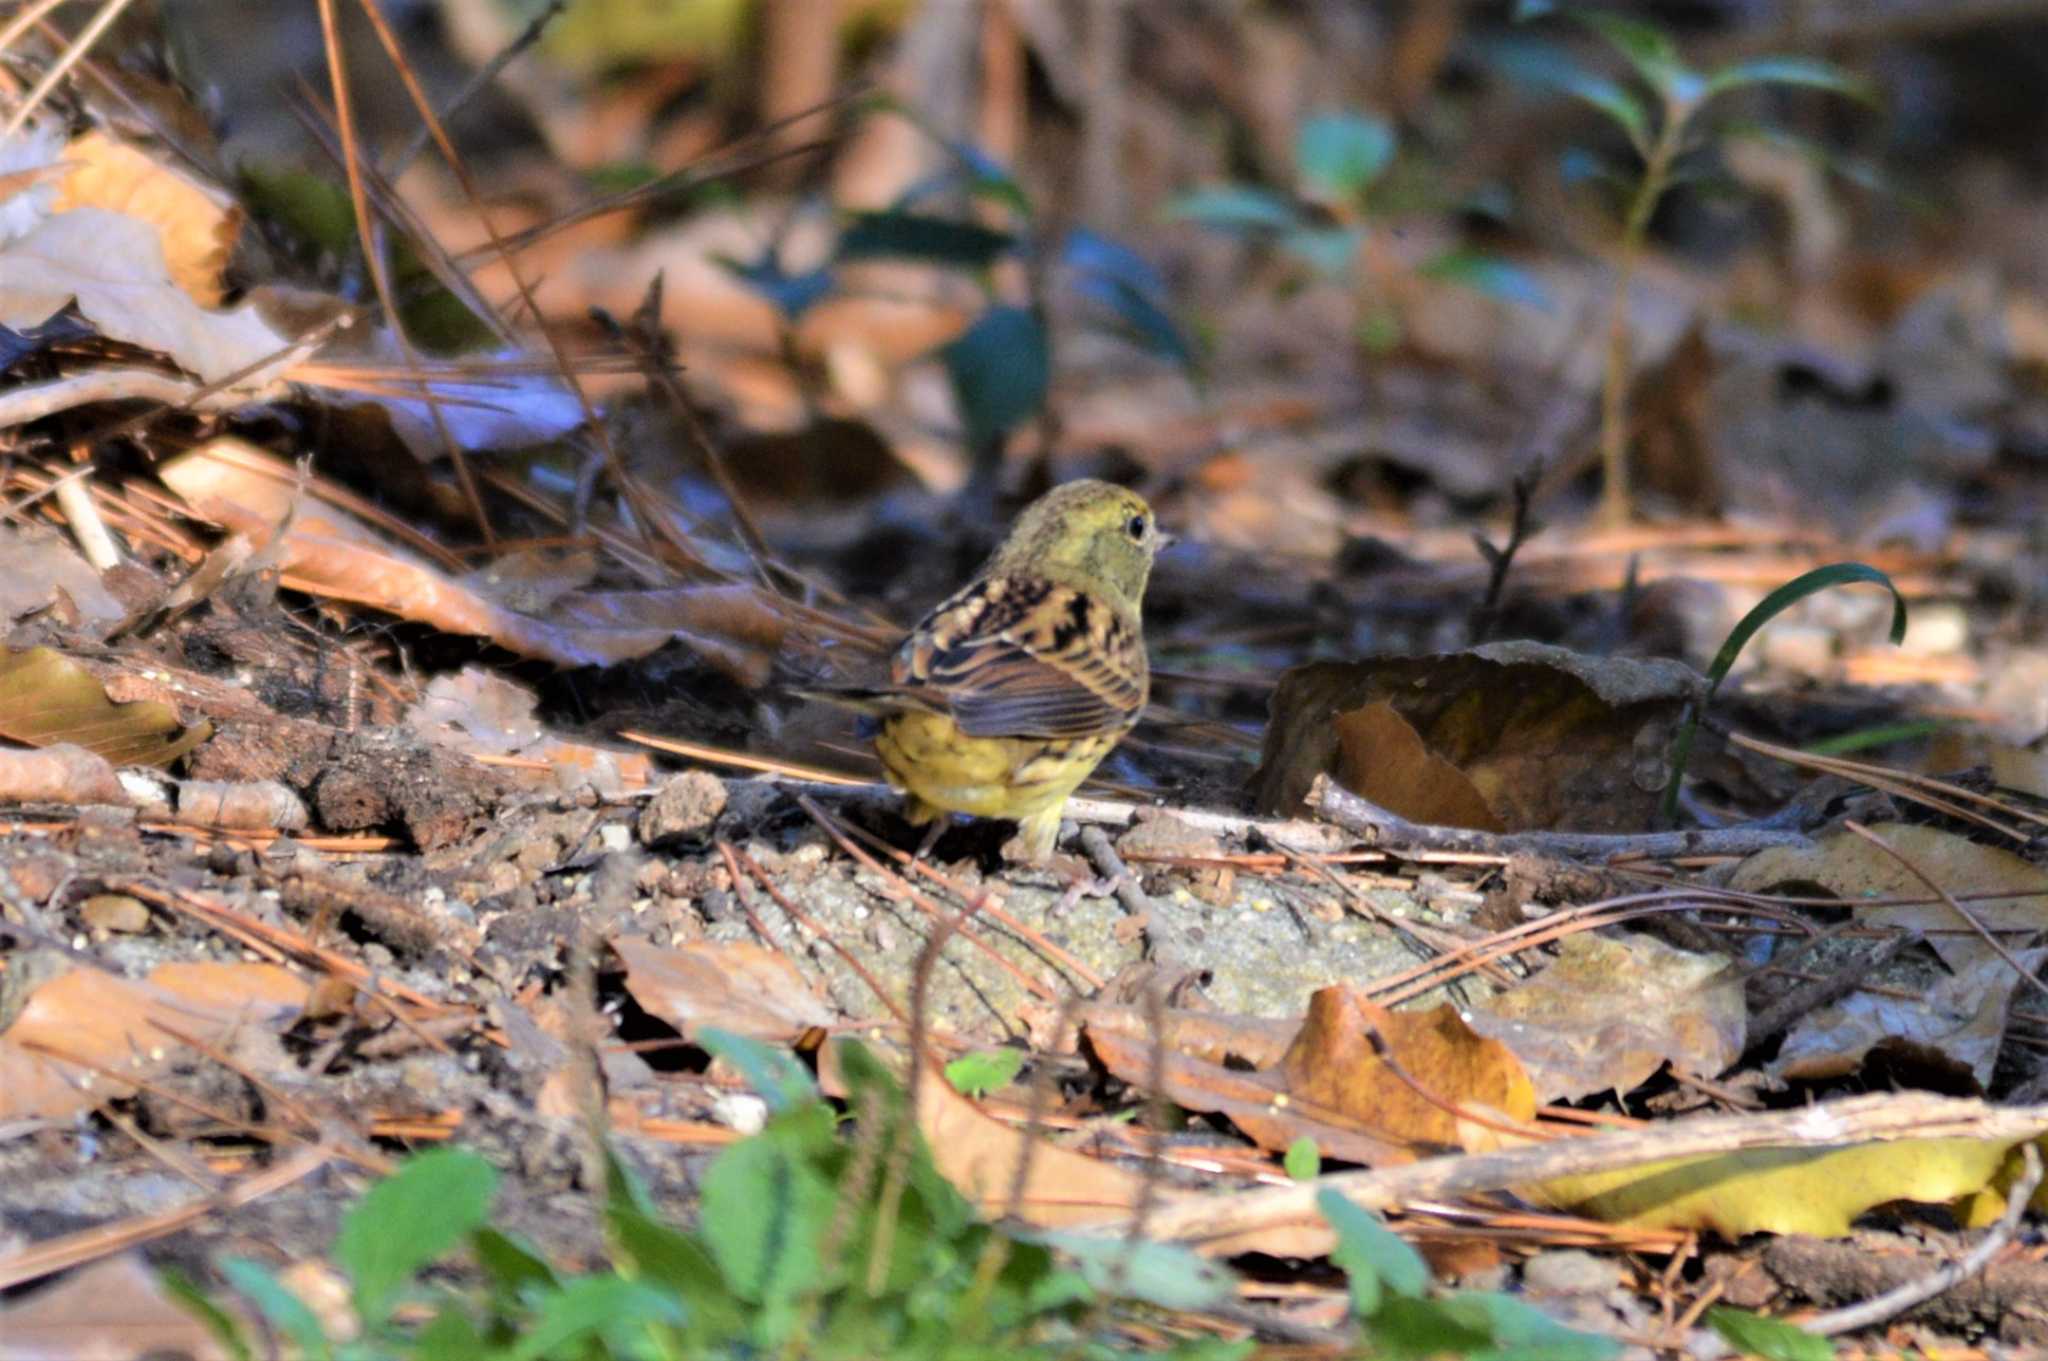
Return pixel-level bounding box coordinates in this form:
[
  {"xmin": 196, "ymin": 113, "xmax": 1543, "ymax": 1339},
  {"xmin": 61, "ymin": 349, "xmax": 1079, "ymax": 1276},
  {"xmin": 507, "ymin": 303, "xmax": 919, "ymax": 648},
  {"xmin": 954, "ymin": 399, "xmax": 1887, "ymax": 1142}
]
[
  {"xmin": 1080, "ymin": 824, "xmax": 1194, "ymax": 973},
  {"xmin": 1313, "ymin": 774, "xmax": 1815, "ymax": 861},
  {"xmin": 383, "ymin": 0, "xmax": 567, "ymax": 178},
  {"xmin": 1469, "ymin": 471, "xmax": 1542, "ymax": 644}
]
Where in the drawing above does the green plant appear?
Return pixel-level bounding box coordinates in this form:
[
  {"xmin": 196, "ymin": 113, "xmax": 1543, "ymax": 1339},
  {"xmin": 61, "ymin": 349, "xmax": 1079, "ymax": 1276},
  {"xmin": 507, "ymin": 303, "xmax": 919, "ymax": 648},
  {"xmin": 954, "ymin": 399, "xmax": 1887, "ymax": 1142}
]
[
  {"xmin": 1706, "ymin": 1305, "xmax": 1837, "ymax": 1360},
  {"xmin": 170, "ymin": 1030, "xmax": 1630, "ymax": 1359},
  {"xmin": 1169, "ymin": 110, "xmax": 1546, "ymax": 354},
  {"xmin": 1661, "ymin": 561, "xmax": 1907, "ymax": 820},
  {"xmin": 1500, "ymin": 3, "xmax": 1875, "ymax": 525}
]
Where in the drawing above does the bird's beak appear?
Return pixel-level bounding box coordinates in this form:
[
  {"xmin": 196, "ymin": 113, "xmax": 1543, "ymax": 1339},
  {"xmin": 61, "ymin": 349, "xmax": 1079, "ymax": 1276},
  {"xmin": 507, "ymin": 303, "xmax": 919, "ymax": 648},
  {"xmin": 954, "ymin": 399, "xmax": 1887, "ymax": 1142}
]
[{"xmin": 1156, "ymin": 530, "xmax": 1179, "ymax": 551}]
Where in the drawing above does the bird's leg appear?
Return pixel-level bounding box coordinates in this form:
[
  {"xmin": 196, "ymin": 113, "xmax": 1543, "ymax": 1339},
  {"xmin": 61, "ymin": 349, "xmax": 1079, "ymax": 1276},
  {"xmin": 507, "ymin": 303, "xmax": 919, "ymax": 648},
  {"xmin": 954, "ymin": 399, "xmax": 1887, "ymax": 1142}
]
[
  {"xmin": 1003, "ymin": 806, "xmax": 1064, "ymax": 863},
  {"xmin": 913, "ymin": 817, "xmax": 948, "ymax": 862}
]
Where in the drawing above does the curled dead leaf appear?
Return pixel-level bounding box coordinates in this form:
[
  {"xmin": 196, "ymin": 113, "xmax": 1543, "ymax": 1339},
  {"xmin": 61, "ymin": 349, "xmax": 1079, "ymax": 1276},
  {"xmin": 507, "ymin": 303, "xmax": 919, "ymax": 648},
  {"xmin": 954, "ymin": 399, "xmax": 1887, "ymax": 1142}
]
[
  {"xmin": 1253, "ymin": 641, "xmax": 1700, "ymax": 830},
  {"xmin": 1281, "ymin": 986, "xmax": 1536, "ymax": 1150},
  {"xmin": 53, "ymin": 131, "xmax": 238, "ymax": 307}
]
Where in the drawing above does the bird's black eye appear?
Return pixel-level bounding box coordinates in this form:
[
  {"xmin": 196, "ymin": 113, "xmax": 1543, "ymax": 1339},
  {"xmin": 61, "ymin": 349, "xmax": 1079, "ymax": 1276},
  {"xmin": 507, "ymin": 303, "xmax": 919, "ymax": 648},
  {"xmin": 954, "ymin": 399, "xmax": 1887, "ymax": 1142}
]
[{"xmin": 1125, "ymin": 514, "xmax": 1148, "ymax": 541}]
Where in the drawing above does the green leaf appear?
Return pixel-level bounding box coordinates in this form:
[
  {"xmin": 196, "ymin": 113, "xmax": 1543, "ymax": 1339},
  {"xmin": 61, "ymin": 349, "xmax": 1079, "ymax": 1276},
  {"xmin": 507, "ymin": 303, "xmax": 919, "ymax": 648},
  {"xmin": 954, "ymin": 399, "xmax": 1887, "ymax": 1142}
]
[
  {"xmin": 1165, "ymin": 185, "xmax": 1301, "ymax": 232},
  {"xmin": 700, "ymin": 1027, "xmax": 818, "ymax": 1113},
  {"xmin": 1284, "ymin": 1136, "xmax": 1321, "ymax": 1181},
  {"xmin": 942, "ymin": 305, "xmax": 1050, "ymax": 453},
  {"xmin": 220, "ymin": 1258, "xmax": 332, "ymax": 1361},
  {"xmin": 1703, "ymin": 562, "xmax": 1907, "ymax": 695},
  {"xmin": 1451, "ymin": 1289, "xmax": 1624, "ymax": 1357},
  {"xmin": 1296, "ymin": 112, "xmax": 1398, "ymax": 199},
  {"xmin": 1804, "ymin": 719, "xmax": 1948, "ymax": 756},
  {"xmin": 1064, "ymin": 228, "xmax": 1200, "ymax": 375},
  {"xmin": 1573, "ymin": 9, "xmax": 1691, "ymax": 99},
  {"xmin": 698, "ymin": 1104, "xmax": 839, "ymax": 1330},
  {"xmin": 1663, "ymin": 562, "xmax": 1907, "ymax": 819},
  {"xmin": 1716, "ymin": 122, "xmax": 1894, "ymax": 196},
  {"xmin": 1705, "ymin": 55, "xmax": 1874, "ymax": 103},
  {"xmin": 1420, "ymin": 248, "xmax": 1551, "ymax": 309},
  {"xmin": 471, "ymin": 1227, "xmax": 557, "ymax": 1302},
  {"xmin": 494, "ymin": 1275, "xmax": 685, "ymax": 1361},
  {"xmin": 1365, "ymin": 1295, "xmax": 1496, "ymax": 1355},
  {"xmin": 414, "ymin": 1305, "xmax": 488, "ymax": 1361},
  {"xmin": 609, "ymin": 1204, "xmax": 747, "ymax": 1338},
  {"xmin": 946, "ymin": 1047, "xmax": 1026, "ymax": 1098},
  {"xmin": 1483, "ymin": 39, "xmax": 1653, "ymax": 155},
  {"xmin": 836, "ymin": 211, "xmax": 1015, "ymax": 270},
  {"xmin": 1030, "ymin": 1231, "xmax": 1238, "ymax": 1311},
  {"xmin": 1707, "ymin": 1307, "xmax": 1836, "ymax": 1360},
  {"xmin": 1373, "ymin": 1288, "xmax": 1623, "ymax": 1358},
  {"xmin": 157, "ymin": 1267, "xmax": 254, "ymax": 1361},
  {"xmin": 1319, "ymin": 1189, "xmax": 1429, "ymax": 1316},
  {"xmin": 335, "ymin": 1148, "xmax": 498, "ymax": 1327}
]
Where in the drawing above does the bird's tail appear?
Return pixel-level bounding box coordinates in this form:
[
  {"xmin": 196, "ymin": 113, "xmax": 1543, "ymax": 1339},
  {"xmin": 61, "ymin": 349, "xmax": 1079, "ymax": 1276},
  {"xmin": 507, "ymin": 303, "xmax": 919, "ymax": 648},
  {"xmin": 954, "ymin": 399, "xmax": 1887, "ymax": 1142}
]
[{"xmin": 788, "ymin": 684, "xmax": 945, "ymax": 719}]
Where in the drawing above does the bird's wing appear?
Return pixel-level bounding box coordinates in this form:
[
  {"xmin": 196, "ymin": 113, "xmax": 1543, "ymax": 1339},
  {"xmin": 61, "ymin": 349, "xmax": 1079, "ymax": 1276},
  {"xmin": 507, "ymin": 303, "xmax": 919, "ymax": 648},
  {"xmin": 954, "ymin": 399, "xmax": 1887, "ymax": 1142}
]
[{"xmin": 893, "ymin": 574, "xmax": 1147, "ymax": 739}]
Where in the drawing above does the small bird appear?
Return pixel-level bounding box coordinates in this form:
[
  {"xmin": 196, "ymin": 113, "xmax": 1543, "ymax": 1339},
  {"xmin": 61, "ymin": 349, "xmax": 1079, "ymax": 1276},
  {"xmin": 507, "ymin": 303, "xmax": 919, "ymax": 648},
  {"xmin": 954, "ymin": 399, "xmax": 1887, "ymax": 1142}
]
[{"xmin": 813, "ymin": 480, "xmax": 1164, "ymax": 861}]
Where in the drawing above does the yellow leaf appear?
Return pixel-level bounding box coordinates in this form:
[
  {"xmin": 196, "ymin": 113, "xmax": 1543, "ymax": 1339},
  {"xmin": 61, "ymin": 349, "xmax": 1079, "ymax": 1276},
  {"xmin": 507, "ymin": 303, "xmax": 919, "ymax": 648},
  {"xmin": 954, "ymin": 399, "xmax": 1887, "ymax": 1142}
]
[{"xmin": 1525, "ymin": 1135, "xmax": 2018, "ymax": 1236}]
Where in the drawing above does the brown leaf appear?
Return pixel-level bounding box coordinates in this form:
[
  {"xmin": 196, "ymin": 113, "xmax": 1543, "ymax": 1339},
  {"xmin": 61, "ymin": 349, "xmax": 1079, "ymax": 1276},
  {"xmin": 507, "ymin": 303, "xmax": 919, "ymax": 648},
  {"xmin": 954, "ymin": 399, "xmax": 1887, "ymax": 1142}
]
[
  {"xmin": 0, "ymin": 960, "xmax": 306, "ymax": 1122},
  {"xmin": 612, "ymin": 936, "xmax": 834, "ymax": 1042},
  {"xmin": 1253, "ymin": 642, "xmax": 1700, "ymax": 830},
  {"xmin": 844, "ymin": 1046, "xmax": 1151, "ymax": 1229},
  {"xmin": 1772, "ymin": 947, "xmax": 2046, "ymax": 1093},
  {"xmin": 1731, "ymin": 822, "xmax": 2048, "ymax": 973},
  {"xmin": 1084, "ymin": 1019, "xmax": 1409, "ymax": 1166},
  {"xmin": 408, "ymin": 667, "xmax": 653, "ymax": 795},
  {"xmin": 0, "ymin": 647, "xmax": 210, "ymax": 768},
  {"xmin": 1282, "ymin": 986, "xmax": 1536, "ymax": 1149},
  {"xmin": 1467, "ymin": 932, "xmax": 1745, "ymax": 1102},
  {"xmin": 1334, "ymin": 700, "xmax": 1503, "ymax": 831}
]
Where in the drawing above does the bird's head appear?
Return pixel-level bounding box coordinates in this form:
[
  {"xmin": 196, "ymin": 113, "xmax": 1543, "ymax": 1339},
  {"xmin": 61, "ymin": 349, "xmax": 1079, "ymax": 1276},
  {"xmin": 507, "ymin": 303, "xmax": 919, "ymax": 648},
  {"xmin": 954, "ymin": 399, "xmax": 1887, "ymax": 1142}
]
[{"xmin": 989, "ymin": 480, "xmax": 1166, "ymax": 613}]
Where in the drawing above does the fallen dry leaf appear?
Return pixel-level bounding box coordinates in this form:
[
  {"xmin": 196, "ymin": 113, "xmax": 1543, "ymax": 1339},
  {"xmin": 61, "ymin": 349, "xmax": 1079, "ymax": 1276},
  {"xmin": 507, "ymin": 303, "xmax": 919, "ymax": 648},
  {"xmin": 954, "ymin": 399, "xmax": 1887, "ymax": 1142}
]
[
  {"xmin": 53, "ymin": 131, "xmax": 237, "ymax": 307},
  {"xmin": 0, "ymin": 526, "xmax": 126, "ymax": 634},
  {"xmin": 1084, "ymin": 1014, "xmax": 1410, "ymax": 1166},
  {"xmin": 1252, "ymin": 641, "xmax": 1699, "ymax": 829},
  {"xmin": 0, "ymin": 208, "xmax": 293, "ymax": 387},
  {"xmin": 612, "ymin": 936, "xmax": 835, "ymax": 1042},
  {"xmin": 891, "ymin": 1048, "xmax": 1151, "ymax": 1228},
  {"xmin": 1526, "ymin": 1133, "xmax": 2023, "ymax": 1238},
  {"xmin": 1282, "ymin": 986, "xmax": 1536, "ymax": 1150},
  {"xmin": 1731, "ymin": 822, "xmax": 2048, "ymax": 973},
  {"xmin": 0, "ymin": 958, "xmax": 307, "ymax": 1122},
  {"xmin": 1468, "ymin": 932, "xmax": 1745, "ymax": 1102},
  {"xmin": 408, "ymin": 666, "xmax": 653, "ymax": 795},
  {"xmin": 1333, "ymin": 700, "xmax": 1503, "ymax": 831},
  {"xmin": 1773, "ymin": 947, "xmax": 2045, "ymax": 1092},
  {"xmin": 0, "ymin": 647, "xmax": 211, "ymax": 768}
]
